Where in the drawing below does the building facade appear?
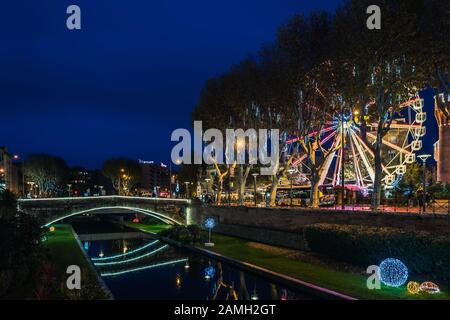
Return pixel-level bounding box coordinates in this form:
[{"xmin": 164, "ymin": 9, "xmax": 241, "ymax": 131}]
[
  {"xmin": 0, "ymin": 147, "xmax": 20, "ymax": 194},
  {"xmin": 138, "ymin": 160, "xmax": 172, "ymax": 196},
  {"xmin": 69, "ymin": 167, "xmax": 113, "ymax": 196},
  {"xmin": 434, "ymin": 95, "xmax": 450, "ymax": 184}
]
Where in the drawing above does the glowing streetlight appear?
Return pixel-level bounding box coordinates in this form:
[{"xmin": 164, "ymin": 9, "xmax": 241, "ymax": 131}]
[
  {"xmin": 169, "ymin": 160, "xmax": 181, "ymax": 199},
  {"xmin": 184, "ymin": 181, "xmax": 190, "ymax": 199},
  {"xmin": 236, "ymin": 139, "xmax": 245, "ymax": 149},
  {"xmin": 205, "ymin": 178, "xmax": 211, "ymax": 196},
  {"xmin": 252, "ymin": 173, "xmax": 259, "ymax": 207},
  {"xmin": 118, "ymin": 168, "xmax": 125, "ymax": 196},
  {"xmin": 13, "ymin": 155, "xmax": 25, "ymax": 197},
  {"xmin": 287, "ymin": 168, "xmax": 296, "ymax": 207}
]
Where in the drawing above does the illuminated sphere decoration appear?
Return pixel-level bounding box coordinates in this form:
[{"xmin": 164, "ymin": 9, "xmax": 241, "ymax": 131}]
[
  {"xmin": 49, "ymin": 226, "xmax": 55, "ymax": 232},
  {"xmin": 419, "ymin": 282, "xmax": 440, "ymax": 294},
  {"xmin": 204, "ymin": 265, "xmax": 215, "ymax": 279},
  {"xmin": 204, "ymin": 217, "xmax": 216, "ymax": 230},
  {"xmin": 407, "ymin": 281, "xmax": 420, "ymax": 295},
  {"xmin": 379, "ymin": 258, "xmax": 408, "ymax": 287}
]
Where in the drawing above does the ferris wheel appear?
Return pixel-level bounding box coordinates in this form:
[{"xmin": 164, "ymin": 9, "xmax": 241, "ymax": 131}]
[{"xmin": 286, "ymin": 96, "xmax": 427, "ymax": 190}]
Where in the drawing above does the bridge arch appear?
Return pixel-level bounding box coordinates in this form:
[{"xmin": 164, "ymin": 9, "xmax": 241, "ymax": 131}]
[{"xmin": 43, "ymin": 206, "xmax": 183, "ymax": 227}]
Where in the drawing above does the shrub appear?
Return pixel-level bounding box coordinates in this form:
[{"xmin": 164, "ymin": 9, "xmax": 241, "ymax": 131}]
[
  {"xmin": 186, "ymin": 224, "xmax": 201, "ymax": 243},
  {"xmin": 0, "ymin": 200, "xmax": 45, "ymax": 298},
  {"xmin": 159, "ymin": 224, "xmax": 203, "ymax": 245},
  {"xmin": 304, "ymin": 223, "xmax": 450, "ymax": 279}
]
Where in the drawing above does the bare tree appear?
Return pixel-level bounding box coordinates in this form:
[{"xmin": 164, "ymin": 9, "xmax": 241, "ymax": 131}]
[
  {"xmin": 102, "ymin": 159, "xmax": 141, "ymax": 195},
  {"xmin": 24, "ymin": 154, "xmax": 68, "ymax": 197}
]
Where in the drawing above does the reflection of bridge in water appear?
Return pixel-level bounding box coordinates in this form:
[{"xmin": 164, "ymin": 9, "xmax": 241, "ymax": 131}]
[
  {"xmin": 85, "ymin": 237, "xmax": 189, "ymax": 277},
  {"xmin": 17, "ymin": 196, "xmax": 190, "ymax": 226}
]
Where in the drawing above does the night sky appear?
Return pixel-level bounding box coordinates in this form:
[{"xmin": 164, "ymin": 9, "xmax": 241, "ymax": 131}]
[{"xmin": 0, "ymin": 0, "xmax": 437, "ymax": 169}]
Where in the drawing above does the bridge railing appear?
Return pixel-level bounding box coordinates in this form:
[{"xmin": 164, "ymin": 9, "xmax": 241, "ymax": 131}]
[{"xmin": 17, "ymin": 196, "xmax": 189, "ymax": 226}]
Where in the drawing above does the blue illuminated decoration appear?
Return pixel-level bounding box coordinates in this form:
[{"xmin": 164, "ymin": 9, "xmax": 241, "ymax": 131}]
[
  {"xmin": 84, "ymin": 241, "xmax": 90, "ymax": 250},
  {"xmin": 204, "ymin": 265, "xmax": 216, "ymax": 279},
  {"xmin": 379, "ymin": 258, "xmax": 408, "ymax": 287},
  {"xmin": 204, "ymin": 217, "xmax": 216, "ymax": 230},
  {"xmin": 391, "ymin": 174, "xmax": 403, "ymax": 189}
]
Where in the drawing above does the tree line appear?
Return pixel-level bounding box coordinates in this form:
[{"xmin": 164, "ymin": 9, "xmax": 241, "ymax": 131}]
[
  {"xmin": 23, "ymin": 154, "xmax": 142, "ymax": 197},
  {"xmin": 192, "ymin": 0, "xmax": 449, "ymax": 209}
]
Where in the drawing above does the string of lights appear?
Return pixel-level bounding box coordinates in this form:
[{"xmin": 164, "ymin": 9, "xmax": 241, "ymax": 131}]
[{"xmin": 42, "ymin": 206, "xmax": 180, "ymax": 227}]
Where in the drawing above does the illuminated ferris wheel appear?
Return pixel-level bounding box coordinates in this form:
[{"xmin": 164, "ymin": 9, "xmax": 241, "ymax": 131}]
[{"xmin": 287, "ymin": 96, "xmax": 427, "ymax": 190}]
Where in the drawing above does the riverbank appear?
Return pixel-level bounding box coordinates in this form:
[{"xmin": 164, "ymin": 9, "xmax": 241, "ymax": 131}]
[
  {"xmin": 123, "ymin": 221, "xmax": 171, "ymax": 234},
  {"xmin": 44, "ymin": 224, "xmax": 112, "ymax": 299},
  {"xmin": 198, "ymin": 232, "xmax": 449, "ymax": 300},
  {"xmin": 123, "ymin": 221, "xmax": 449, "ymax": 300}
]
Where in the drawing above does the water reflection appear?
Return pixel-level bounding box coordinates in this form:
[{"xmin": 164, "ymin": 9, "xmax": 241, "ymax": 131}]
[{"xmin": 83, "ymin": 238, "xmax": 310, "ymax": 300}]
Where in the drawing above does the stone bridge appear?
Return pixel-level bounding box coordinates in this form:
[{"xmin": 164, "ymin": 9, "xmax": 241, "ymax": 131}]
[{"xmin": 17, "ymin": 196, "xmax": 191, "ymax": 226}]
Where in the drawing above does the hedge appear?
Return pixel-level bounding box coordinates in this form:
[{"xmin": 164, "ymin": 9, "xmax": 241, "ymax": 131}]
[{"xmin": 304, "ymin": 223, "xmax": 450, "ymax": 279}]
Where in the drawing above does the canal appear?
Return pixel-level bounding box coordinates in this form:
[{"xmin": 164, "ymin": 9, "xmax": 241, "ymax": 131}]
[{"xmin": 71, "ymin": 219, "xmax": 313, "ymax": 300}]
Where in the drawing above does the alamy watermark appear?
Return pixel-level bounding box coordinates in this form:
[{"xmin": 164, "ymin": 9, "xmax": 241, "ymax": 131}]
[
  {"xmin": 66, "ymin": 5, "xmax": 81, "ymax": 30},
  {"xmin": 64, "ymin": 5, "xmax": 378, "ymax": 32},
  {"xmin": 366, "ymin": 265, "xmax": 381, "ymax": 290},
  {"xmin": 66, "ymin": 265, "xmax": 81, "ymax": 290},
  {"xmin": 366, "ymin": 5, "xmax": 381, "ymax": 30},
  {"xmin": 171, "ymin": 121, "xmax": 279, "ymax": 175}
]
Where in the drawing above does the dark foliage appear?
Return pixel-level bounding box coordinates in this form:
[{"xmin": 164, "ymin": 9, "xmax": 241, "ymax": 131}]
[
  {"xmin": 160, "ymin": 224, "xmax": 202, "ymax": 245},
  {"xmin": 0, "ymin": 190, "xmax": 46, "ymax": 298},
  {"xmin": 304, "ymin": 223, "xmax": 450, "ymax": 279}
]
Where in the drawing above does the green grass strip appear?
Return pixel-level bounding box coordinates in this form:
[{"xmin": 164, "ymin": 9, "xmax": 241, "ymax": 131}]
[{"xmin": 200, "ymin": 233, "xmax": 449, "ymax": 300}]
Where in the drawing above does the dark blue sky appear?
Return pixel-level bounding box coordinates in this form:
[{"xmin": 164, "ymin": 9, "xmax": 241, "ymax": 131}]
[{"xmin": 0, "ymin": 1, "xmax": 437, "ymax": 169}]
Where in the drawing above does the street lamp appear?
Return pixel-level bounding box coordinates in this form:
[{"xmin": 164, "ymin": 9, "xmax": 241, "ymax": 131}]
[
  {"xmin": 170, "ymin": 159, "xmax": 182, "ymax": 199},
  {"xmin": 251, "ymin": 173, "xmax": 259, "ymax": 207},
  {"xmin": 418, "ymin": 154, "xmax": 431, "ymax": 213},
  {"xmin": 0, "ymin": 167, "xmax": 4, "ymax": 192},
  {"xmin": 118, "ymin": 168, "xmax": 125, "ymax": 195},
  {"xmin": 341, "ymin": 106, "xmax": 345, "ymax": 210},
  {"xmin": 12, "ymin": 154, "xmax": 25, "ymax": 198},
  {"xmin": 184, "ymin": 181, "xmax": 190, "ymax": 199},
  {"xmin": 287, "ymin": 168, "xmax": 295, "ymax": 207}
]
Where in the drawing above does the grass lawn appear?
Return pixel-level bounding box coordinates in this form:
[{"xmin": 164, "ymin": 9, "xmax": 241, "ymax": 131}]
[
  {"xmin": 44, "ymin": 224, "xmax": 109, "ymax": 299},
  {"xmin": 199, "ymin": 232, "xmax": 449, "ymax": 300},
  {"xmin": 124, "ymin": 221, "xmax": 172, "ymax": 234}
]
